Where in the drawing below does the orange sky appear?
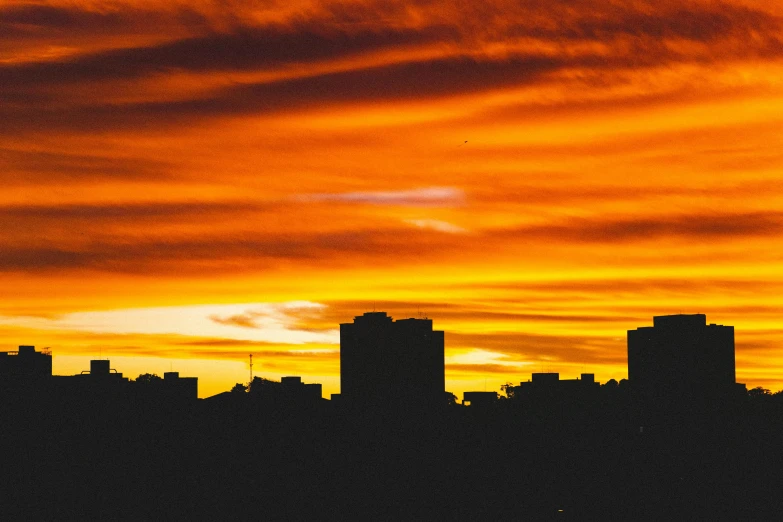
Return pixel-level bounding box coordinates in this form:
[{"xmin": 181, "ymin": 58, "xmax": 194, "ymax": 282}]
[{"xmin": 2, "ymin": 0, "xmax": 783, "ymax": 397}]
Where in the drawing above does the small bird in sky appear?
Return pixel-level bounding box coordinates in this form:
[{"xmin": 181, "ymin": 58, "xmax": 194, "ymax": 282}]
[{"xmin": 459, "ymin": 140, "xmax": 468, "ymax": 147}]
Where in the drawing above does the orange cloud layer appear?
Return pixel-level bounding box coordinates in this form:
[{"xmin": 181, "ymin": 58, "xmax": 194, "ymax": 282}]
[{"xmin": 2, "ymin": 0, "xmax": 783, "ymax": 397}]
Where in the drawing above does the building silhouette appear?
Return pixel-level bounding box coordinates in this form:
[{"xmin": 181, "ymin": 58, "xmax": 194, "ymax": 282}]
[
  {"xmin": 281, "ymin": 376, "xmax": 322, "ymax": 402},
  {"xmin": 81, "ymin": 359, "xmax": 127, "ymax": 381},
  {"xmin": 205, "ymin": 375, "xmax": 321, "ymax": 408},
  {"xmin": 506, "ymin": 372, "xmax": 601, "ymax": 404},
  {"xmin": 340, "ymin": 312, "xmax": 444, "ymax": 406},
  {"xmin": 50, "ymin": 359, "xmax": 130, "ymax": 402},
  {"xmin": 463, "ymin": 391, "xmax": 499, "ymax": 408},
  {"xmin": 628, "ymin": 314, "xmax": 741, "ymax": 400},
  {"xmin": 50, "ymin": 359, "xmax": 199, "ymax": 404},
  {"xmin": 161, "ymin": 372, "xmax": 199, "ymax": 401},
  {"xmin": 520, "ymin": 372, "xmax": 598, "ymax": 390},
  {"xmin": 0, "ymin": 345, "xmax": 52, "ymax": 381}
]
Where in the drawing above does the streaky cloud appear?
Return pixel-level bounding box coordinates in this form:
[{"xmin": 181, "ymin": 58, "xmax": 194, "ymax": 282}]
[
  {"xmin": 0, "ymin": 147, "xmax": 174, "ymax": 183},
  {"xmin": 299, "ymin": 187, "xmax": 464, "ymax": 206},
  {"xmin": 0, "ymin": 301, "xmax": 338, "ymax": 345},
  {"xmin": 496, "ymin": 211, "xmax": 783, "ymax": 244},
  {"xmin": 405, "ymin": 219, "xmax": 468, "ymax": 234}
]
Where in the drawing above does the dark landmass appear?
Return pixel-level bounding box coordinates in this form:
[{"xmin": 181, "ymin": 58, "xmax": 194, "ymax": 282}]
[{"xmin": 3, "ymin": 388, "xmax": 783, "ymax": 520}]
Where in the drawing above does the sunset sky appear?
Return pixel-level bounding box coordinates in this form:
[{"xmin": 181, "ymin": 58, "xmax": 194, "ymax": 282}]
[{"xmin": 2, "ymin": 0, "xmax": 783, "ymax": 398}]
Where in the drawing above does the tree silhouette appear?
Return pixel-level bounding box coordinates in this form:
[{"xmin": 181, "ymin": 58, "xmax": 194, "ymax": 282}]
[
  {"xmin": 135, "ymin": 373, "xmax": 162, "ymax": 385},
  {"xmin": 500, "ymin": 382, "xmax": 517, "ymax": 399},
  {"xmin": 231, "ymin": 382, "xmax": 248, "ymax": 394},
  {"xmin": 748, "ymin": 386, "xmax": 772, "ymax": 400},
  {"xmin": 248, "ymin": 376, "xmax": 282, "ymax": 398}
]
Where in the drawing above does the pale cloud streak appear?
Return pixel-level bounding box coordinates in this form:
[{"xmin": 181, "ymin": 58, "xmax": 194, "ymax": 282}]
[
  {"xmin": 298, "ymin": 187, "xmax": 465, "ymax": 206},
  {"xmin": 0, "ymin": 301, "xmax": 339, "ymax": 345},
  {"xmin": 446, "ymin": 348, "xmax": 527, "ymax": 368},
  {"xmin": 405, "ymin": 219, "xmax": 468, "ymax": 234}
]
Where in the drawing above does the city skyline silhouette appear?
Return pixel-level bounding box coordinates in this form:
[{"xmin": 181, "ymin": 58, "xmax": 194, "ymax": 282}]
[
  {"xmin": 6, "ymin": 309, "xmax": 782, "ymax": 401},
  {"xmin": 2, "ymin": 311, "xmax": 772, "ymax": 402},
  {"xmin": 3, "ymin": 309, "xmax": 783, "ymax": 519},
  {"xmin": 4, "ymin": 0, "xmax": 783, "ymax": 517}
]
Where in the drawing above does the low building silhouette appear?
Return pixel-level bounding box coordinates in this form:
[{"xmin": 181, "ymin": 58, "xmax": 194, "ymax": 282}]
[
  {"xmin": 81, "ymin": 359, "xmax": 127, "ymax": 381},
  {"xmin": 55, "ymin": 361, "xmax": 200, "ymax": 404},
  {"xmin": 162, "ymin": 372, "xmax": 199, "ymax": 401},
  {"xmin": 210, "ymin": 375, "xmax": 326, "ymax": 407},
  {"xmin": 0, "ymin": 346, "xmax": 201, "ymax": 407},
  {"xmin": 0, "ymin": 345, "xmax": 52, "ymax": 381},
  {"xmin": 281, "ymin": 376, "xmax": 322, "ymax": 402},
  {"xmin": 509, "ymin": 372, "xmax": 600, "ymax": 402},
  {"xmin": 125, "ymin": 371, "xmax": 199, "ymax": 402},
  {"xmin": 463, "ymin": 391, "xmax": 498, "ymax": 408},
  {"xmin": 53, "ymin": 359, "xmax": 130, "ymax": 400},
  {"xmin": 340, "ymin": 311, "xmax": 444, "ymax": 407}
]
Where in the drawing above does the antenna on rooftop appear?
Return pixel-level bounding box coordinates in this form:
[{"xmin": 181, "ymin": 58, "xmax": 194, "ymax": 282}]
[{"xmin": 249, "ymin": 354, "xmax": 253, "ymax": 383}]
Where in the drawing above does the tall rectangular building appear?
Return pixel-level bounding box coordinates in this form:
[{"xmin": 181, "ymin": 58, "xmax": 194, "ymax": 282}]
[
  {"xmin": 340, "ymin": 312, "xmax": 445, "ymax": 406},
  {"xmin": 628, "ymin": 314, "xmax": 736, "ymax": 399}
]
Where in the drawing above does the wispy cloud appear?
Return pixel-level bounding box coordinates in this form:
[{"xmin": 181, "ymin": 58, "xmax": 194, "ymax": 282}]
[
  {"xmin": 0, "ymin": 227, "xmax": 466, "ymax": 275},
  {"xmin": 405, "ymin": 219, "xmax": 467, "ymax": 234},
  {"xmin": 0, "ymin": 301, "xmax": 339, "ymax": 345},
  {"xmin": 298, "ymin": 187, "xmax": 464, "ymax": 206},
  {"xmin": 2, "ymin": 0, "xmax": 780, "ymax": 136},
  {"xmin": 498, "ymin": 211, "xmax": 783, "ymax": 244},
  {"xmin": 447, "ymin": 348, "xmax": 525, "ymax": 368}
]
